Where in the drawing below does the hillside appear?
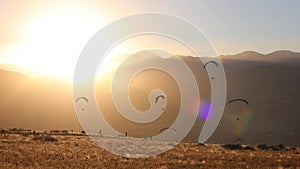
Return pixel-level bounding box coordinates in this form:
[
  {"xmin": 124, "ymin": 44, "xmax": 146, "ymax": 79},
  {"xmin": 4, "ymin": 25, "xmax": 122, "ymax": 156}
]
[{"xmin": 0, "ymin": 50, "xmax": 299, "ymax": 146}]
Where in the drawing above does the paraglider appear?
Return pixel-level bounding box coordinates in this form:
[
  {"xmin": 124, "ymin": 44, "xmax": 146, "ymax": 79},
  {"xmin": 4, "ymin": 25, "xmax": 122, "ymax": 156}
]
[
  {"xmin": 226, "ymin": 98, "xmax": 250, "ymax": 121},
  {"xmin": 203, "ymin": 60, "xmax": 219, "ymax": 70},
  {"xmin": 75, "ymin": 97, "xmax": 89, "ymax": 103},
  {"xmin": 203, "ymin": 61, "xmax": 219, "ymax": 80},
  {"xmin": 155, "ymin": 95, "xmax": 165, "ymax": 103},
  {"xmin": 76, "ymin": 97, "xmax": 88, "ymax": 112},
  {"xmin": 159, "ymin": 127, "xmax": 176, "ymax": 134},
  {"xmin": 226, "ymin": 98, "xmax": 249, "ymax": 105}
]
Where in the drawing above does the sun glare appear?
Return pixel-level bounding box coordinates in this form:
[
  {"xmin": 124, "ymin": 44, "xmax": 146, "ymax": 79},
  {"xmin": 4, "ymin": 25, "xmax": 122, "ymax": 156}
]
[
  {"xmin": 7, "ymin": 5, "xmax": 105, "ymax": 80},
  {"xmin": 95, "ymin": 34, "xmax": 196, "ymax": 79},
  {"xmin": 5, "ymin": 6, "xmax": 197, "ymax": 81}
]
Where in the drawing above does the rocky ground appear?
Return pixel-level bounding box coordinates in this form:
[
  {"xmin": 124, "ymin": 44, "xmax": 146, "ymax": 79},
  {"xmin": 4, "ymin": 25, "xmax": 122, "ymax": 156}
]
[{"xmin": 0, "ymin": 129, "xmax": 299, "ymax": 169}]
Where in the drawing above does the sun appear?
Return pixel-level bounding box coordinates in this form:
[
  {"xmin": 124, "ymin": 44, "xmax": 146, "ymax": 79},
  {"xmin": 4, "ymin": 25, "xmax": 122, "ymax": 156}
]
[{"xmin": 8, "ymin": 5, "xmax": 106, "ymax": 80}]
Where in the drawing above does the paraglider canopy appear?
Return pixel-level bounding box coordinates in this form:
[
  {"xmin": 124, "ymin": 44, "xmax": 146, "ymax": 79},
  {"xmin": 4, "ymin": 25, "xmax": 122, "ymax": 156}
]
[
  {"xmin": 159, "ymin": 127, "xmax": 176, "ymax": 134},
  {"xmin": 155, "ymin": 95, "xmax": 165, "ymax": 103},
  {"xmin": 203, "ymin": 60, "xmax": 219, "ymax": 70},
  {"xmin": 76, "ymin": 97, "xmax": 89, "ymax": 103},
  {"xmin": 226, "ymin": 98, "xmax": 249, "ymax": 105}
]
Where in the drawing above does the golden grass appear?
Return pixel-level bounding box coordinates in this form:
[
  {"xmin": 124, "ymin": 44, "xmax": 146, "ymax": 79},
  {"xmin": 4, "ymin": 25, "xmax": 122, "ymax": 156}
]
[{"xmin": 0, "ymin": 132, "xmax": 299, "ymax": 169}]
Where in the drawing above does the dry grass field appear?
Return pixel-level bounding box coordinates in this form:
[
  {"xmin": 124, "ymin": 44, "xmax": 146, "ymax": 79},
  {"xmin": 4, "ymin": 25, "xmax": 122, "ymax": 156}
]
[{"xmin": 0, "ymin": 130, "xmax": 299, "ymax": 169}]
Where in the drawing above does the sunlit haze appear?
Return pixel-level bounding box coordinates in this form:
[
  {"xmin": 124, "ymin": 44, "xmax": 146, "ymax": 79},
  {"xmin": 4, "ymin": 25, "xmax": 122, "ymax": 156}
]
[
  {"xmin": 1, "ymin": 2, "xmax": 106, "ymax": 79},
  {"xmin": 0, "ymin": 0, "xmax": 300, "ymax": 79}
]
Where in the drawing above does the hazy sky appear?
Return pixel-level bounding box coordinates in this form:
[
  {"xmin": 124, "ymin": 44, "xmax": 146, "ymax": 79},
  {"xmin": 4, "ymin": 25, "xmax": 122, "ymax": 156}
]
[
  {"xmin": 110, "ymin": 0, "xmax": 300, "ymax": 54},
  {"xmin": 0, "ymin": 0, "xmax": 299, "ymax": 77}
]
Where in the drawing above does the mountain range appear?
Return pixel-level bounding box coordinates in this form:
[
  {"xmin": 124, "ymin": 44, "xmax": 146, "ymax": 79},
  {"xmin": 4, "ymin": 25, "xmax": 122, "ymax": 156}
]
[{"xmin": 0, "ymin": 50, "xmax": 299, "ymax": 146}]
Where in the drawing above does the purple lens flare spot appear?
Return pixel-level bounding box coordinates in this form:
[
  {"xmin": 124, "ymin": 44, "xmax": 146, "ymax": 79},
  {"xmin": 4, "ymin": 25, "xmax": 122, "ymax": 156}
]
[{"xmin": 199, "ymin": 101, "xmax": 212, "ymax": 120}]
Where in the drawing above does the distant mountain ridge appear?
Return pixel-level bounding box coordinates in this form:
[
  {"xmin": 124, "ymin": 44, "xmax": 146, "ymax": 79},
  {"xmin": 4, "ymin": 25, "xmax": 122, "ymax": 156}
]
[
  {"xmin": 221, "ymin": 50, "xmax": 300, "ymax": 57},
  {"xmin": 220, "ymin": 50, "xmax": 300, "ymax": 66}
]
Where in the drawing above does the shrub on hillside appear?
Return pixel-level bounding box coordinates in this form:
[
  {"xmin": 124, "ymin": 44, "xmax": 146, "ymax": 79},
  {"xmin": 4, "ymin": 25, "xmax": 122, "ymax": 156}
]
[{"xmin": 32, "ymin": 135, "xmax": 58, "ymax": 142}]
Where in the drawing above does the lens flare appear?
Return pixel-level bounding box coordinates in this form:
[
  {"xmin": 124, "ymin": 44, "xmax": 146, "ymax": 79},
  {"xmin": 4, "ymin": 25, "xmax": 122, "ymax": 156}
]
[
  {"xmin": 226, "ymin": 106, "xmax": 252, "ymax": 137},
  {"xmin": 198, "ymin": 101, "xmax": 212, "ymax": 120}
]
